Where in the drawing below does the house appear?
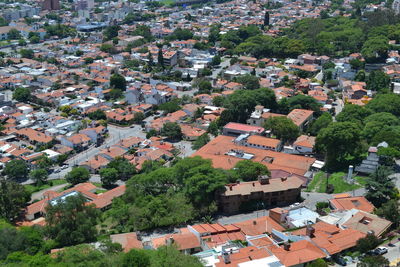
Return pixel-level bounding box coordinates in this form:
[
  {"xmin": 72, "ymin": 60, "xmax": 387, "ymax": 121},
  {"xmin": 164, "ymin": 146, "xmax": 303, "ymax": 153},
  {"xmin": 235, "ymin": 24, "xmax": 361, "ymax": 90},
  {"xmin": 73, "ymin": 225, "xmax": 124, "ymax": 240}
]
[
  {"xmin": 151, "ymin": 229, "xmax": 201, "ymax": 254},
  {"xmin": 219, "ymin": 175, "xmax": 303, "ymax": 214},
  {"xmin": 222, "ymin": 122, "xmax": 264, "ymax": 137},
  {"xmin": 180, "ymin": 124, "xmax": 207, "ymax": 141},
  {"xmin": 284, "ymin": 135, "xmax": 316, "ymax": 155},
  {"xmin": 60, "ymin": 133, "xmax": 91, "ymax": 151},
  {"xmin": 15, "ymin": 128, "xmax": 53, "ymax": 146},
  {"xmin": 193, "ymin": 135, "xmax": 316, "ymax": 176},
  {"xmin": 319, "ymin": 209, "xmax": 392, "ymax": 238},
  {"xmin": 291, "ymin": 222, "xmax": 366, "ymax": 256},
  {"xmin": 329, "ymin": 194, "xmax": 375, "ymax": 213},
  {"xmin": 110, "ymin": 232, "xmax": 143, "ymax": 252},
  {"xmin": 269, "ymin": 239, "xmax": 327, "ymax": 267},
  {"xmin": 25, "ymin": 183, "xmax": 125, "ymax": 221},
  {"xmin": 287, "ymin": 109, "xmax": 314, "ymax": 131},
  {"xmin": 79, "ymin": 126, "xmax": 106, "ymax": 144},
  {"xmin": 244, "ymin": 135, "xmax": 282, "ymax": 152},
  {"xmin": 247, "ymin": 106, "xmax": 285, "ymax": 127},
  {"xmin": 215, "ymin": 246, "xmax": 283, "ymax": 267}
]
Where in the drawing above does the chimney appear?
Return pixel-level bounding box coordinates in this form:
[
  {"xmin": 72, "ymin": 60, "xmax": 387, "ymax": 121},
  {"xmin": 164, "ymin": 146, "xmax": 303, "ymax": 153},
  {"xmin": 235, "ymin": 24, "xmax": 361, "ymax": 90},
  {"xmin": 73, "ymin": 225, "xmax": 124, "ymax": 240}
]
[
  {"xmin": 229, "ymin": 186, "xmax": 233, "ymax": 191},
  {"xmin": 253, "ymin": 220, "xmax": 257, "ymax": 225},
  {"xmin": 306, "ymin": 225, "xmax": 315, "ymax": 237},
  {"xmin": 258, "ymin": 175, "xmax": 270, "ymax": 185},
  {"xmin": 166, "ymin": 236, "xmax": 174, "ymax": 246},
  {"xmin": 223, "ymin": 252, "xmax": 231, "ymax": 264},
  {"xmin": 283, "ymin": 242, "xmax": 291, "ymax": 251},
  {"xmin": 252, "ymin": 182, "xmax": 255, "ymax": 187},
  {"xmin": 95, "ymin": 155, "xmax": 98, "ymax": 160}
]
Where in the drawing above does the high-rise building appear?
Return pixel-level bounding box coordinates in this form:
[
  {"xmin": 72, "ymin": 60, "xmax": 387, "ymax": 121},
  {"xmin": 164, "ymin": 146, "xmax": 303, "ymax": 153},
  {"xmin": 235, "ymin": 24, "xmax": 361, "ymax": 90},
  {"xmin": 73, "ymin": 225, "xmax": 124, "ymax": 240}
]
[{"xmin": 42, "ymin": 0, "xmax": 60, "ymax": 10}]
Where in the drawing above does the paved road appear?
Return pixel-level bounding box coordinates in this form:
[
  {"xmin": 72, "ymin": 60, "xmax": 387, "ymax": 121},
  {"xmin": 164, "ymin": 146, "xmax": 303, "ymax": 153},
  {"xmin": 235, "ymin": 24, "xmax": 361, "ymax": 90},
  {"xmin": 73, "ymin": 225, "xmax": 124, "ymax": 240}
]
[
  {"xmin": 335, "ymin": 239, "xmax": 400, "ymax": 267},
  {"xmin": 212, "ymin": 57, "xmax": 231, "ymax": 79},
  {"xmin": 30, "ymin": 183, "xmax": 68, "ymax": 202}
]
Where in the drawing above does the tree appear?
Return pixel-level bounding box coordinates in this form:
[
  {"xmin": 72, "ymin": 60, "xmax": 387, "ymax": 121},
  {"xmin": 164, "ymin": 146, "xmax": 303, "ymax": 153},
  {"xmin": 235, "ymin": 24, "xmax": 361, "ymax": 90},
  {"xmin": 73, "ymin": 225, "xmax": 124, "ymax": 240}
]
[
  {"xmin": 316, "ymin": 122, "xmax": 363, "ymax": 171},
  {"xmin": 264, "ymin": 116, "xmax": 300, "ymax": 143},
  {"xmin": 192, "ymin": 133, "xmax": 210, "ymax": 150},
  {"xmin": 264, "ymin": 11, "xmax": 270, "ymax": 27},
  {"xmin": 110, "ymin": 73, "xmax": 127, "ymax": 91},
  {"xmin": 4, "ymin": 160, "xmax": 28, "ymax": 181},
  {"xmin": 287, "ymin": 95, "xmax": 322, "ymax": 113},
  {"xmin": 198, "ymin": 80, "xmax": 212, "ymax": 94},
  {"xmin": 151, "ymin": 245, "xmax": 203, "ymax": 267},
  {"xmin": 211, "ymin": 55, "xmax": 221, "ymax": 66},
  {"xmin": 12, "ymin": 87, "xmax": 31, "ymax": 102},
  {"xmin": 29, "ymin": 169, "xmax": 48, "ymax": 186},
  {"xmin": 365, "ymin": 166, "xmax": 395, "ymax": 207},
  {"xmin": 108, "ymin": 89, "xmax": 122, "ymax": 100},
  {"xmin": 45, "ymin": 194, "xmax": 99, "ymax": 247},
  {"xmin": 375, "ymin": 199, "xmax": 400, "ymax": 228},
  {"xmin": 235, "ymin": 74, "xmax": 260, "ymax": 90},
  {"xmin": 107, "ymin": 157, "xmax": 136, "ymax": 180},
  {"xmin": 158, "ymin": 99, "xmax": 181, "ymax": 113},
  {"xmin": 366, "ymin": 70, "xmax": 390, "ymax": 92},
  {"xmin": 157, "ymin": 47, "xmax": 164, "ymax": 67},
  {"xmin": 19, "ymin": 49, "xmax": 34, "ymax": 59},
  {"xmin": 308, "ymin": 112, "xmax": 332, "ymax": 136},
  {"xmin": 65, "ymin": 167, "xmax": 90, "ymax": 185},
  {"xmin": 133, "ymin": 112, "xmax": 145, "ymax": 124},
  {"xmin": 208, "ymin": 120, "xmax": 219, "ymax": 136},
  {"xmin": 361, "ymin": 36, "xmax": 389, "ymax": 63},
  {"xmin": 0, "ymin": 178, "xmax": 30, "ymax": 222},
  {"xmin": 121, "ymin": 249, "xmax": 150, "ymax": 267},
  {"xmin": 366, "ymin": 93, "xmax": 400, "ymax": 116},
  {"xmin": 161, "ymin": 122, "xmax": 182, "ymax": 140},
  {"xmin": 8, "ymin": 28, "xmax": 21, "ymax": 40},
  {"xmin": 103, "ymin": 25, "xmax": 121, "ymax": 41},
  {"xmin": 357, "ymin": 255, "xmax": 389, "ymax": 267},
  {"xmin": 88, "ymin": 109, "xmax": 106, "ymax": 120},
  {"xmin": 306, "ymin": 258, "xmax": 328, "ymax": 267},
  {"xmin": 232, "ymin": 160, "xmax": 270, "ymax": 181},
  {"xmin": 356, "ymin": 234, "xmax": 381, "ymax": 253},
  {"xmin": 336, "ymin": 104, "xmax": 372, "ymax": 125},
  {"xmin": 100, "ymin": 168, "xmax": 119, "ymax": 187}
]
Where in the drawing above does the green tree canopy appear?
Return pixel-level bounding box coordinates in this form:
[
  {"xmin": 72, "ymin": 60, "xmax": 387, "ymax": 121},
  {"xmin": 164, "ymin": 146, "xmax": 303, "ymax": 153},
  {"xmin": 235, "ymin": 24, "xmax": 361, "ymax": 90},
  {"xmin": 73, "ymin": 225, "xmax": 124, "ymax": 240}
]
[
  {"xmin": 12, "ymin": 87, "xmax": 32, "ymax": 102},
  {"xmin": 0, "ymin": 178, "xmax": 30, "ymax": 222},
  {"xmin": 65, "ymin": 167, "xmax": 90, "ymax": 185},
  {"xmin": 365, "ymin": 166, "xmax": 395, "ymax": 207},
  {"xmin": 264, "ymin": 116, "xmax": 300, "ymax": 143},
  {"xmin": 161, "ymin": 122, "xmax": 182, "ymax": 140},
  {"xmin": 232, "ymin": 160, "xmax": 270, "ymax": 182},
  {"xmin": 107, "ymin": 157, "xmax": 136, "ymax": 181},
  {"xmin": 110, "ymin": 73, "xmax": 127, "ymax": 91},
  {"xmin": 45, "ymin": 194, "xmax": 99, "ymax": 247},
  {"xmin": 316, "ymin": 122, "xmax": 363, "ymax": 171},
  {"xmin": 29, "ymin": 169, "xmax": 48, "ymax": 186},
  {"xmin": 366, "ymin": 70, "xmax": 390, "ymax": 92},
  {"xmin": 4, "ymin": 160, "xmax": 29, "ymax": 181},
  {"xmin": 308, "ymin": 112, "xmax": 332, "ymax": 136}
]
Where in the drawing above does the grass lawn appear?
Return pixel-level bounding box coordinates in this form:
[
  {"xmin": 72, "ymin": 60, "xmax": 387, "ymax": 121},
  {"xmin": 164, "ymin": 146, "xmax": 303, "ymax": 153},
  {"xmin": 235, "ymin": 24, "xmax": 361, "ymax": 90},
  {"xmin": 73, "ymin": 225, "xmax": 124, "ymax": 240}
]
[
  {"xmin": 307, "ymin": 172, "xmax": 365, "ymax": 194},
  {"xmin": 24, "ymin": 179, "xmax": 67, "ymax": 195},
  {"xmin": 160, "ymin": 0, "xmax": 175, "ymax": 5}
]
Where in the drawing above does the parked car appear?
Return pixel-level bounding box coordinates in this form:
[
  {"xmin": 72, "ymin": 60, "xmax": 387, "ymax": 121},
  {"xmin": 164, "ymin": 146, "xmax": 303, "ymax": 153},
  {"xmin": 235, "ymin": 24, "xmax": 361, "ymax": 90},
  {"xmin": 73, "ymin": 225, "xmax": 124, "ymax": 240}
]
[
  {"xmin": 374, "ymin": 247, "xmax": 388, "ymax": 255},
  {"xmin": 335, "ymin": 257, "xmax": 347, "ymax": 266}
]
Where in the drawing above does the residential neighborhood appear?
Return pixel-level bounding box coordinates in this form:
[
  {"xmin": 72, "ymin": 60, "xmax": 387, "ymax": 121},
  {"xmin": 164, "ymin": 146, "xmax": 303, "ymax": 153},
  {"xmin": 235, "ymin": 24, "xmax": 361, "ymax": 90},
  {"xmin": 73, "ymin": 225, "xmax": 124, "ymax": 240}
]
[{"xmin": 0, "ymin": 0, "xmax": 400, "ymax": 266}]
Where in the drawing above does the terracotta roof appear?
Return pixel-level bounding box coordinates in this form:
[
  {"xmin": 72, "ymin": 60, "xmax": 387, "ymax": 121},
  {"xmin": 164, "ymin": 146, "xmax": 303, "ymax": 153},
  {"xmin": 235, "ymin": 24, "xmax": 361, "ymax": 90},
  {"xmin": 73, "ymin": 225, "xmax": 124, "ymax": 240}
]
[
  {"xmin": 247, "ymin": 135, "xmax": 281, "ymax": 148},
  {"xmin": 152, "ymin": 231, "xmax": 200, "ymax": 251},
  {"xmin": 110, "ymin": 232, "xmax": 143, "ymax": 252},
  {"xmin": 330, "ymin": 195, "xmax": 375, "ymax": 213},
  {"xmin": 269, "ymin": 240, "xmax": 326, "ymax": 266},
  {"xmin": 287, "ymin": 109, "xmax": 314, "ymax": 127},
  {"xmin": 342, "ymin": 210, "xmax": 392, "ymax": 237},
  {"xmin": 233, "ymin": 216, "xmax": 285, "ymax": 236},
  {"xmin": 291, "ymin": 221, "xmax": 366, "ymax": 255}
]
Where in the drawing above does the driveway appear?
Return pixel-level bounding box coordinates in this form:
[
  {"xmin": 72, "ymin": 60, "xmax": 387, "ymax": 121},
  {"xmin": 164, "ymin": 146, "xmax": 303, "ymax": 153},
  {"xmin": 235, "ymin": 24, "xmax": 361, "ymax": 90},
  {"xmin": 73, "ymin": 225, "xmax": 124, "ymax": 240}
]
[
  {"xmin": 212, "ymin": 58, "xmax": 231, "ymax": 79},
  {"xmin": 30, "ymin": 183, "xmax": 68, "ymax": 202}
]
